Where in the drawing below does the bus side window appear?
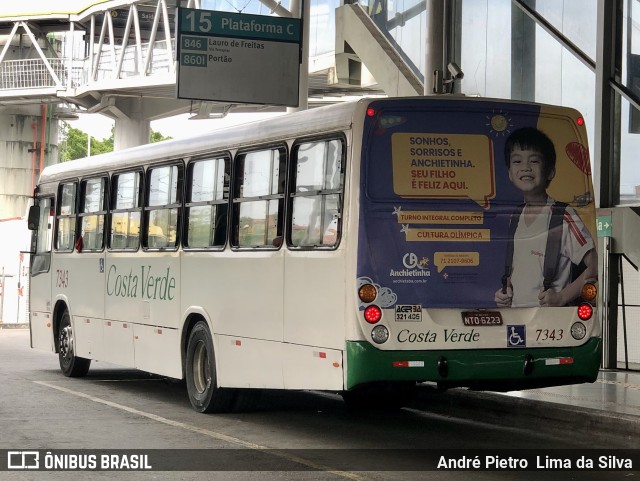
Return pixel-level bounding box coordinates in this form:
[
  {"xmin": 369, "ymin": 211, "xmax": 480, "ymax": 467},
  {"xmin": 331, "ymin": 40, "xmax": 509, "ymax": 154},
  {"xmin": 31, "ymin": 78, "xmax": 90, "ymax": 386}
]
[
  {"xmin": 31, "ymin": 197, "xmax": 54, "ymax": 275},
  {"xmin": 110, "ymin": 171, "xmax": 142, "ymax": 250},
  {"xmin": 55, "ymin": 182, "xmax": 77, "ymax": 252},
  {"xmin": 144, "ymin": 164, "xmax": 182, "ymax": 250},
  {"xmin": 232, "ymin": 147, "xmax": 286, "ymax": 248},
  {"xmin": 185, "ymin": 156, "xmax": 230, "ymax": 249},
  {"xmin": 79, "ymin": 177, "xmax": 107, "ymax": 252},
  {"xmin": 288, "ymin": 138, "xmax": 344, "ymax": 248}
]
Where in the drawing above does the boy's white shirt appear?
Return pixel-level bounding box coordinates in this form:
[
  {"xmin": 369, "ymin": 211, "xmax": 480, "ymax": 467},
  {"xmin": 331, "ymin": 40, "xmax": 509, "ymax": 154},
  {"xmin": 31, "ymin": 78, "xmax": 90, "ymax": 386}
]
[{"xmin": 510, "ymin": 197, "xmax": 594, "ymax": 307}]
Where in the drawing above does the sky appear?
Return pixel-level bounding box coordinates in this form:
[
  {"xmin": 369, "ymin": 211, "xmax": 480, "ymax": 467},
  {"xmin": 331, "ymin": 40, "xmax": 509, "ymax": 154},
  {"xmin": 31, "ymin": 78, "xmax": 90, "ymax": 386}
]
[{"xmin": 73, "ymin": 111, "xmax": 284, "ymax": 142}]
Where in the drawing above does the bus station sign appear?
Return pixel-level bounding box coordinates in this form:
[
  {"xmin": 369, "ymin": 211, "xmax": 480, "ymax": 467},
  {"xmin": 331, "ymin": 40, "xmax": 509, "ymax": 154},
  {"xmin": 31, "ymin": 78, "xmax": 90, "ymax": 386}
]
[
  {"xmin": 596, "ymin": 209, "xmax": 612, "ymax": 237},
  {"xmin": 176, "ymin": 8, "xmax": 301, "ymax": 107}
]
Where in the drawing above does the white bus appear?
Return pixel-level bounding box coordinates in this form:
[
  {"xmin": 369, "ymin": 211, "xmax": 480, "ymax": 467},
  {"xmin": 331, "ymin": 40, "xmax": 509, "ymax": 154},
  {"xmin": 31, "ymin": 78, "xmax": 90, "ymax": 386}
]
[{"xmin": 28, "ymin": 97, "xmax": 600, "ymax": 412}]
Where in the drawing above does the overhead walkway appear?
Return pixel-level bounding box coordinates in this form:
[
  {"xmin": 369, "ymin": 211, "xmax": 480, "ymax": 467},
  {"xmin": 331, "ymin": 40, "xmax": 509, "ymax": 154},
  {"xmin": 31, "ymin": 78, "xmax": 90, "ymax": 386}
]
[
  {"xmin": 0, "ymin": 0, "xmax": 411, "ymax": 219},
  {"xmin": 0, "ymin": 0, "xmax": 386, "ymax": 147}
]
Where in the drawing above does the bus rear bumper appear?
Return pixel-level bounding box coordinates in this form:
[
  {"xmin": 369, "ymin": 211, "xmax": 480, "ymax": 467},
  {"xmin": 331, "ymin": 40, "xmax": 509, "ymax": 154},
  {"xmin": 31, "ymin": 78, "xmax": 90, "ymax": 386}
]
[{"xmin": 345, "ymin": 337, "xmax": 602, "ymax": 391}]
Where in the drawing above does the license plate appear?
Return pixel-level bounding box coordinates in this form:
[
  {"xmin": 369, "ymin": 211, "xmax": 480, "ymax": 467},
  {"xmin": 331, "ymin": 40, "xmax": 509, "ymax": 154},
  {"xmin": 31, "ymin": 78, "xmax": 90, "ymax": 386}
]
[
  {"xmin": 461, "ymin": 311, "xmax": 503, "ymax": 326},
  {"xmin": 395, "ymin": 305, "xmax": 422, "ymax": 321}
]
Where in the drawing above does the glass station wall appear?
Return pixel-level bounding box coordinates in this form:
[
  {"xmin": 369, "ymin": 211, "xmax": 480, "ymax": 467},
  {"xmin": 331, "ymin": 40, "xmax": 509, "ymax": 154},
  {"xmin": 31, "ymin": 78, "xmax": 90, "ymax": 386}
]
[
  {"xmin": 457, "ymin": 0, "xmax": 597, "ymax": 183},
  {"xmin": 204, "ymin": 0, "xmax": 639, "ymax": 206},
  {"xmin": 202, "ymin": 0, "xmax": 338, "ymax": 58},
  {"xmin": 620, "ymin": 0, "xmax": 640, "ymax": 203}
]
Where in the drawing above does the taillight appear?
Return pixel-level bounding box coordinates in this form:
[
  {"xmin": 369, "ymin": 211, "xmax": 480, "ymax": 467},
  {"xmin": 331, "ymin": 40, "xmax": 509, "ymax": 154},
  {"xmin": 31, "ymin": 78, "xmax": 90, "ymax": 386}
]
[
  {"xmin": 577, "ymin": 303, "xmax": 593, "ymax": 321},
  {"xmin": 581, "ymin": 283, "xmax": 597, "ymax": 302},
  {"xmin": 364, "ymin": 305, "xmax": 382, "ymax": 324},
  {"xmin": 371, "ymin": 325, "xmax": 389, "ymax": 344},
  {"xmin": 358, "ymin": 283, "xmax": 377, "ymax": 303},
  {"xmin": 571, "ymin": 322, "xmax": 587, "ymax": 340}
]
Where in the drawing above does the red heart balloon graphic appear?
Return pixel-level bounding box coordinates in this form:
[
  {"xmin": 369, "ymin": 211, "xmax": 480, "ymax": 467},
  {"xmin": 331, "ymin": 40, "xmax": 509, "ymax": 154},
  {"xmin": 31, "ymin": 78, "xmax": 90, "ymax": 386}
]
[{"xmin": 565, "ymin": 142, "xmax": 591, "ymax": 175}]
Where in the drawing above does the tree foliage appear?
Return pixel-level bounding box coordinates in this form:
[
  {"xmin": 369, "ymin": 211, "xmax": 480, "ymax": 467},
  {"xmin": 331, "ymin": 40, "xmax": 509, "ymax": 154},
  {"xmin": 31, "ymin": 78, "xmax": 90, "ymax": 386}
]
[{"xmin": 59, "ymin": 123, "xmax": 172, "ymax": 162}]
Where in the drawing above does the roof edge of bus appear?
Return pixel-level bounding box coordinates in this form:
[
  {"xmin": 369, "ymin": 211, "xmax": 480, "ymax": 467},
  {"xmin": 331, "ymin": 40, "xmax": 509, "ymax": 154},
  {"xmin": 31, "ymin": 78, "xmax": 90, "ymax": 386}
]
[
  {"xmin": 39, "ymin": 96, "xmax": 585, "ymax": 185},
  {"xmin": 39, "ymin": 100, "xmax": 365, "ymax": 183}
]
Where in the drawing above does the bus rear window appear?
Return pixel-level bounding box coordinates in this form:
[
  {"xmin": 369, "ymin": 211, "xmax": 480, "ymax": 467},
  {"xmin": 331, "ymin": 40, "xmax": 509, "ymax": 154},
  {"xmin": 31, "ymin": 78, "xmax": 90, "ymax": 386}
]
[
  {"xmin": 358, "ymin": 101, "xmax": 595, "ymax": 310},
  {"xmin": 364, "ymin": 108, "xmax": 591, "ymax": 209}
]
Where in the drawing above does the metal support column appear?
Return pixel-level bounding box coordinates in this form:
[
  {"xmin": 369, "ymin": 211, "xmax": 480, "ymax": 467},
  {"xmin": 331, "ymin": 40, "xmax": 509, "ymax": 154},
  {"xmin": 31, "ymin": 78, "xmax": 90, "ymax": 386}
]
[
  {"xmin": 595, "ymin": 0, "xmax": 621, "ymax": 208},
  {"xmin": 425, "ymin": 0, "xmax": 444, "ymax": 94},
  {"xmin": 600, "ymin": 237, "xmax": 618, "ymax": 369},
  {"xmin": 288, "ymin": 0, "xmax": 309, "ymax": 112},
  {"xmin": 511, "ymin": 0, "xmax": 535, "ymax": 101},
  {"xmin": 595, "ymin": 0, "xmax": 622, "ymax": 369}
]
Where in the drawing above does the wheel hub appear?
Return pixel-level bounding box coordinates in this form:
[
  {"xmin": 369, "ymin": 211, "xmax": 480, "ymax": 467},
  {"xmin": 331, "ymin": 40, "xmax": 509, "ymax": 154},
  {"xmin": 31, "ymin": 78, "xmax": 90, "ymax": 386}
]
[{"xmin": 59, "ymin": 325, "xmax": 73, "ymax": 359}]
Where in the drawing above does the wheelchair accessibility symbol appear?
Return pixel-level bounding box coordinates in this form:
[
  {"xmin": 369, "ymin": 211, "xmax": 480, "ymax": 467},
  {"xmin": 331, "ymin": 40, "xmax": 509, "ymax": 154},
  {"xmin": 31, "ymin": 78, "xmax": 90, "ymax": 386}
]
[{"xmin": 507, "ymin": 325, "xmax": 526, "ymax": 347}]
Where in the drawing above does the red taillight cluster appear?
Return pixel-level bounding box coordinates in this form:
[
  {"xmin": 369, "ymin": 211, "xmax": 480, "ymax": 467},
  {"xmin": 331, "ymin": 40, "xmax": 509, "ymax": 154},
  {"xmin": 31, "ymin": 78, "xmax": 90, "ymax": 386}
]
[
  {"xmin": 581, "ymin": 283, "xmax": 597, "ymax": 303},
  {"xmin": 576, "ymin": 282, "xmax": 597, "ymax": 321},
  {"xmin": 359, "ymin": 283, "xmax": 382, "ymax": 324},
  {"xmin": 577, "ymin": 303, "xmax": 593, "ymax": 321},
  {"xmin": 364, "ymin": 305, "xmax": 382, "ymax": 324},
  {"xmin": 358, "ymin": 284, "xmax": 377, "ymax": 303},
  {"xmin": 568, "ymin": 282, "xmax": 597, "ymax": 340}
]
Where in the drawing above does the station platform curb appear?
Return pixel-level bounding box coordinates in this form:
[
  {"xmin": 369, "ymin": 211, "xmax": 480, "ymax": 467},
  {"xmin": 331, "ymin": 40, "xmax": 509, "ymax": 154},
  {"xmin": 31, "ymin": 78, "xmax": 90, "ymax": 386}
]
[{"xmin": 415, "ymin": 386, "xmax": 640, "ymax": 448}]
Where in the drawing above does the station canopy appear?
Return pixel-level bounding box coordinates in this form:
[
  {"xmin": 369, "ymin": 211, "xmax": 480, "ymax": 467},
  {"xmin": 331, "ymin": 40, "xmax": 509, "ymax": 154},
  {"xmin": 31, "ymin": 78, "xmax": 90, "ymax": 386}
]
[{"xmin": 0, "ymin": 0, "xmax": 114, "ymax": 19}]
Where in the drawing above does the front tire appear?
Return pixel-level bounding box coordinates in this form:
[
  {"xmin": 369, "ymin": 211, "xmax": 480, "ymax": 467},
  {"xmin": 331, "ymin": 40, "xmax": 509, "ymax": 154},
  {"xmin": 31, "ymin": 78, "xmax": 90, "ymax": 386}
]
[
  {"xmin": 185, "ymin": 321, "xmax": 234, "ymax": 413},
  {"xmin": 58, "ymin": 309, "xmax": 91, "ymax": 377}
]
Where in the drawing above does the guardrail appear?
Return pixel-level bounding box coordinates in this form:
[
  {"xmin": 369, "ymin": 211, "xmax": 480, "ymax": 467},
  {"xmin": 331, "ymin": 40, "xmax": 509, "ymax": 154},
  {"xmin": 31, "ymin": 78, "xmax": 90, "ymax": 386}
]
[
  {"xmin": 0, "ymin": 58, "xmax": 70, "ymax": 90},
  {"xmin": 0, "ymin": 40, "xmax": 174, "ymax": 92},
  {"xmin": 89, "ymin": 40, "xmax": 174, "ymax": 83}
]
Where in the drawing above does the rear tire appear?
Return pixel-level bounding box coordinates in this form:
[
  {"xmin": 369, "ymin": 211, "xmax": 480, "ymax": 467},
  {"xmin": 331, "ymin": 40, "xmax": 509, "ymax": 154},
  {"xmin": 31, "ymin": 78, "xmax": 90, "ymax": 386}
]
[
  {"xmin": 185, "ymin": 321, "xmax": 235, "ymax": 413},
  {"xmin": 58, "ymin": 309, "xmax": 91, "ymax": 377}
]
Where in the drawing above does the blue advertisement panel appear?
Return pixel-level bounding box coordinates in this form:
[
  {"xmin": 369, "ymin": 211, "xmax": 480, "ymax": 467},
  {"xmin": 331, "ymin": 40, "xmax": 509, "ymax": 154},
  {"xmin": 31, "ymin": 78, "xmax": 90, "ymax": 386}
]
[{"xmin": 357, "ymin": 98, "xmax": 596, "ymax": 312}]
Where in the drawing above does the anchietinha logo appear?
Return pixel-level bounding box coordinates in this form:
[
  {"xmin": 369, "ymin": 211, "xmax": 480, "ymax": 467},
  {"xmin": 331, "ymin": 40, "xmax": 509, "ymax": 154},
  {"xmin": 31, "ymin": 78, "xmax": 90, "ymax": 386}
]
[{"xmin": 389, "ymin": 252, "xmax": 431, "ymax": 278}]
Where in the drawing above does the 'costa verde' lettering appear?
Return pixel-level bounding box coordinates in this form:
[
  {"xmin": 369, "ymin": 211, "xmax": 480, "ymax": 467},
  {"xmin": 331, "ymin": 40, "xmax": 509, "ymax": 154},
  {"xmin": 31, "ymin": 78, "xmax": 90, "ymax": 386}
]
[
  {"xmin": 397, "ymin": 328, "xmax": 480, "ymax": 343},
  {"xmin": 107, "ymin": 265, "xmax": 176, "ymax": 301}
]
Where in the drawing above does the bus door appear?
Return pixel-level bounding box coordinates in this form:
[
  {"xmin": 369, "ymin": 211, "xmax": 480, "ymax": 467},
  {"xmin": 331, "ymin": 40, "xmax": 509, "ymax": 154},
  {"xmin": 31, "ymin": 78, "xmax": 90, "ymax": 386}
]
[
  {"xmin": 48, "ymin": 178, "xmax": 108, "ymax": 361},
  {"xmin": 106, "ymin": 165, "xmax": 182, "ymax": 378},
  {"xmin": 29, "ymin": 196, "xmax": 55, "ymax": 351}
]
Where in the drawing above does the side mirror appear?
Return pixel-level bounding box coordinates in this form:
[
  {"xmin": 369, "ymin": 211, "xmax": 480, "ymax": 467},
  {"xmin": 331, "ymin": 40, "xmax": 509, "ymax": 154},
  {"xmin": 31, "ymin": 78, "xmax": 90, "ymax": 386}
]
[{"xmin": 27, "ymin": 205, "xmax": 40, "ymax": 230}]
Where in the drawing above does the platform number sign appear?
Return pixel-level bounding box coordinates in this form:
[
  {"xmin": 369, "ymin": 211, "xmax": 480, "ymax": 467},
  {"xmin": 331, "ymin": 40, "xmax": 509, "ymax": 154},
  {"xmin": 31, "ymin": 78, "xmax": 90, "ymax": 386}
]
[{"xmin": 176, "ymin": 7, "xmax": 301, "ymax": 107}]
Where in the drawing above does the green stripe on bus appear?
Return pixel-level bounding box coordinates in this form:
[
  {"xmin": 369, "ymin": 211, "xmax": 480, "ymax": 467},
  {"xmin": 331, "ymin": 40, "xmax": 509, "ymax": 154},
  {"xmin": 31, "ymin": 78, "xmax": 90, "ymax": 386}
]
[{"xmin": 345, "ymin": 338, "xmax": 602, "ymax": 389}]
